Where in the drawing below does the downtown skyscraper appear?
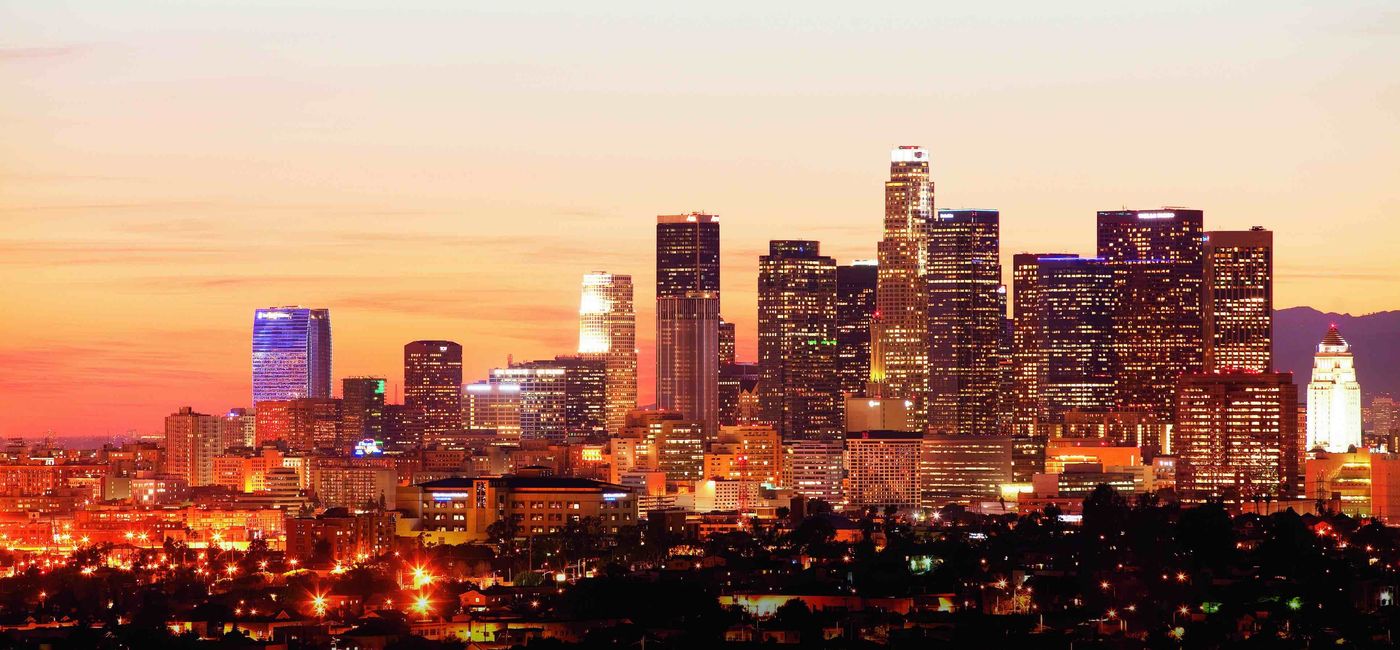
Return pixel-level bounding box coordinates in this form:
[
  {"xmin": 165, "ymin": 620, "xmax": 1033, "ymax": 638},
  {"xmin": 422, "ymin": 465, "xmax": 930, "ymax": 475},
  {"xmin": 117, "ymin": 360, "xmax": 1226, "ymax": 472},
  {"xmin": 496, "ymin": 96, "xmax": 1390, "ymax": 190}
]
[
  {"xmin": 404, "ymin": 340, "xmax": 463, "ymax": 447},
  {"xmin": 342, "ymin": 376, "xmax": 387, "ymax": 442},
  {"xmin": 873, "ymin": 146, "xmax": 933, "ymax": 431},
  {"xmin": 1037, "ymin": 256, "xmax": 1117, "ymax": 419},
  {"xmin": 251, "ymin": 306, "xmax": 331, "ymax": 404},
  {"xmin": 1307, "ymin": 325, "xmax": 1363, "ymax": 452},
  {"xmin": 1097, "ymin": 208, "xmax": 1205, "ymax": 420},
  {"xmin": 656, "ymin": 213, "xmax": 721, "ymax": 437},
  {"xmin": 757, "ymin": 240, "xmax": 840, "ymax": 439},
  {"xmin": 577, "ymin": 272, "xmax": 637, "ymax": 435},
  {"xmin": 1010, "ymin": 253, "xmax": 1079, "ymax": 433},
  {"xmin": 835, "ymin": 261, "xmax": 878, "ymax": 397},
  {"xmin": 925, "ymin": 209, "xmax": 1002, "ymax": 437},
  {"xmin": 1203, "ymin": 227, "xmax": 1273, "ymax": 373}
]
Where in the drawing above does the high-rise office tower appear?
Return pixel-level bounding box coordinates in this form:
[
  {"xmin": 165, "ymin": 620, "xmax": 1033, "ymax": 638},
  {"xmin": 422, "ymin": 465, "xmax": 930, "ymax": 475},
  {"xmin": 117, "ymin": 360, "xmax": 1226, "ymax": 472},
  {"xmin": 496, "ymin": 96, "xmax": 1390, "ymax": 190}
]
[
  {"xmin": 1038, "ymin": 257, "xmax": 1117, "ymax": 419},
  {"xmin": 836, "ymin": 260, "xmax": 878, "ymax": 396},
  {"xmin": 577, "ymin": 272, "xmax": 637, "ymax": 435},
  {"xmin": 757, "ymin": 240, "xmax": 840, "ymax": 439},
  {"xmin": 925, "ymin": 209, "xmax": 1002, "ymax": 437},
  {"xmin": 995, "ymin": 285, "xmax": 1015, "ymax": 434},
  {"xmin": 656, "ymin": 213, "xmax": 721, "ymax": 438},
  {"xmin": 718, "ymin": 319, "xmax": 736, "ymax": 366},
  {"xmin": 873, "ymin": 146, "xmax": 934, "ymax": 430},
  {"xmin": 492, "ymin": 356, "xmax": 607, "ymax": 443},
  {"xmin": 1175, "ymin": 371, "xmax": 1298, "ymax": 503},
  {"xmin": 656, "ymin": 213, "xmax": 720, "ymax": 299},
  {"xmin": 165, "ymin": 406, "xmax": 221, "ymax": 486},
  {"xmin": 463, "ymin": 380, "xmax": 523, "ymax": 441},
  {"xmin": 404, "ymin": 340, "xmax": 463, "ymax": 447},
  {"xmin": 656, "ymin": 293, "xmax": 720, "ymax": 438},
  {"xmin": 251, "ymin": 307, "xmax": 331, "ymax": 404},
  {"xmin": 342, "ymin": 377, "xmax": 387, "ymax": 442},
  {"xmin": 1010, "ymin": 253, "xmax": 1074, "ymax": 434},
  {"xmin": 1307, "ymin": 325, "xmax": 1363, "ymax": 452},
  {"xmin": 1203, "ymin": 228, "xmax": 1273, "ymax": 373},
  {"xmin": 1097, "ymin": 209, "xmax": 1205, "ymax": 420}
]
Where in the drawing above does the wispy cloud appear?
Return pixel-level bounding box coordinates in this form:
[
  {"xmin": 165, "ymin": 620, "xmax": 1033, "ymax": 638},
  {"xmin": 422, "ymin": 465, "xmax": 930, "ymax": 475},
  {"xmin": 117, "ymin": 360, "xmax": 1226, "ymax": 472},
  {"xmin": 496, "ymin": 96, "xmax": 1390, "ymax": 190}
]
[{"xmin": 0, "ymin": 45, "xmax": 84, "ymax": 62}]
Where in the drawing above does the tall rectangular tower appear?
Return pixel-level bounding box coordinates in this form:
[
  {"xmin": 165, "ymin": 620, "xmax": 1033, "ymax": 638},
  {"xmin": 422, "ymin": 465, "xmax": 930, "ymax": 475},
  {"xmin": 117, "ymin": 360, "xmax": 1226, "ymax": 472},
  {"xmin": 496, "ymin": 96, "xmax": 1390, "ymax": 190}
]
[
  {"xmin": 656, "ymin": 213, "xmax": 720, "ymax": 299},
  {"xmin": 873, "ymin": 146, "xmax": 934, "ymax": 430},
  {"xmin": 656, "ymin": 293, "xmax": 721, "ymax": 438},
  {"xmin": 1096, "ymin": 208, "xmax": 1205, "ymax": 420},
  {"xmin": 1203, "ymin": 228, "xmax": 1273, "ymax": 372},
  {"xmin": 165, "ymin": 406, "xmax": 221, "ymax": 486},
  {"xmin": 252, "ymin": 306, "xmax": 331, "ymax": 404},
  {"xmin": 1038, "ymin": 257, "xmax": 1118, "ymax": 419},
  {"xmin": 404, "ymin": 340, "xmax": 463, "ymax": 448},
  {"xmin": 836, "ymin": 261, "xmax": 878, "ymax": 397},
  {"xmin": 925, "ymin": 209, "xmax": 1002, "ymax": 436},
  {"xmin": 342, "ymin": 377, "xmax": 387, "ymax": 442},
  {"xmin": 757, "ymin": 240, "xmax": 840, "ymax": 439},
  {"xmin": 577, "ymin": 272, "xmax": 638, "ymax": 435}
]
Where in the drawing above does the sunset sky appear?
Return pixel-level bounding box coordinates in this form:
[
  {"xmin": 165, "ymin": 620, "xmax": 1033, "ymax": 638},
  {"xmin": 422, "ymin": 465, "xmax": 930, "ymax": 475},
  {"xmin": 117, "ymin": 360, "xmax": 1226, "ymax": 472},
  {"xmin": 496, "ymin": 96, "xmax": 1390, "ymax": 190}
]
[{"xmin": 3, "ymin": 1, "xmax": 1398, "ymax": 437}]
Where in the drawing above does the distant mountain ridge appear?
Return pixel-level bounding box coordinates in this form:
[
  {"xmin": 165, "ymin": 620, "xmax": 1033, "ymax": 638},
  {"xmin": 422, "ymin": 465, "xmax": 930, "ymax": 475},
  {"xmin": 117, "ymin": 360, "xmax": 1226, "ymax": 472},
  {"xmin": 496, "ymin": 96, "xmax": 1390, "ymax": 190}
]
[{"xmin": 1274, "ymin": 307, "xmax": 1400, "ymax": 399}]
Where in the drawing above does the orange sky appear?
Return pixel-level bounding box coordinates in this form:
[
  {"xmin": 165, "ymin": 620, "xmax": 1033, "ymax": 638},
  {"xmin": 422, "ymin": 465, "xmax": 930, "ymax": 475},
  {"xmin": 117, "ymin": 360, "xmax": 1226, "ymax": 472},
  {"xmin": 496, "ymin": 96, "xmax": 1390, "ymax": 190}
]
[{"xmin": 3, "ymin": 2, "xmax": 1398, "ymax": 437}]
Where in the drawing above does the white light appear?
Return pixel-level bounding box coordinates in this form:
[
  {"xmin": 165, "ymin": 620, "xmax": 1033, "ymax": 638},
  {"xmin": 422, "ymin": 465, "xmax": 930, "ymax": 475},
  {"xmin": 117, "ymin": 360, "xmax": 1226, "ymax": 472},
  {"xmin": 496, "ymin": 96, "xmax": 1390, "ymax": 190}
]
[{"xmin": 890, "ymin": 146, "xmax": 927, "ymax": 163}]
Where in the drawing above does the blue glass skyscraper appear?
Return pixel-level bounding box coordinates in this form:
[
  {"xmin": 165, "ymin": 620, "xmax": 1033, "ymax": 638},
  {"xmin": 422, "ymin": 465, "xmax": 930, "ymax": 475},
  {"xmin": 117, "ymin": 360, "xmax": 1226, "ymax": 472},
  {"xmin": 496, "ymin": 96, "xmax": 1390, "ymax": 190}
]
[{"xmin": 252, "ymin": 306, "xmax": 331, "ymax": 404}]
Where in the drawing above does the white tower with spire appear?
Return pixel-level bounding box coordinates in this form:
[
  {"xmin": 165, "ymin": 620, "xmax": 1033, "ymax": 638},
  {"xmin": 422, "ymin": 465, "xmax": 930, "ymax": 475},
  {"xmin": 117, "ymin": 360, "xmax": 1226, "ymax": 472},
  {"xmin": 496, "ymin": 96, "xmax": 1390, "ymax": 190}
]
[{"xmin": 1306, "ymin": 325, "xmax": 1362, "ymax": 452}]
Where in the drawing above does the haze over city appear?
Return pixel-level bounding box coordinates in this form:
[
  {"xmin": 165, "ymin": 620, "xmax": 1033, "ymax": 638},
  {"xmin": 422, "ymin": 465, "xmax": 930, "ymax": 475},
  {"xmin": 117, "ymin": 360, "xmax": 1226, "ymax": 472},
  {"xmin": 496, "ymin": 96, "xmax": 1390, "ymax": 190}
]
[{"xmin": 5, "ymin": 1, "xmax": 1400, "ymax": 437}]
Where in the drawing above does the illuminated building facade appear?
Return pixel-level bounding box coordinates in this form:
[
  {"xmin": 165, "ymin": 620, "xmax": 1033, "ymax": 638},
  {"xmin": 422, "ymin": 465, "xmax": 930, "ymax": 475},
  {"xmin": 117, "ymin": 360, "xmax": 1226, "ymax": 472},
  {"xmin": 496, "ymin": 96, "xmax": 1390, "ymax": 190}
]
[
  {"xmin": 285, "ymin": 508, "xmax": 396, "ymax": 563},
  {"xmin": 1038, "ymin": 257, "xmax": 1117, "ymax": 419},
  {"xmin": 656, "ymin": 293, "xmax": 720, "ymax": 438},
  {"xmin": 873, "ymin": 146, "xmax": 933, "ymax": 431},
  {"xmin": 309, "ymin": 458, "xmax": 397, "ymax": 509},
  {"xmin": 719, "ymin": 318, "xmax": 736, "ymax": 366},
  {"xmin": 705, "ymin": 424, "xmax": 782, "ymax": 485},
  {"xmin": 463, "ymin": 380, "xmax": 522, "ymax": 441},
  {"xmin": 845, "ymin": 430, "xmax": 922, "ymax": 510},
  {"xmin": 919, "ymin": 434, "xmax": 1013, "ymax": 506},
  {"xmin": 656, "ymin": 212, "xmax": 720, "ymax": 299},
  {"xmin": 577, "ymin": 272, "xmax": 637, "ymax": 435},
  {"xmin": 844, "ymin": 396, "xmax": 910, "ymax": 432},
  {"xmin": 656, "ymin": 213, "xmax": 722, "ymax": 439},
  {"xmin": 220, "ymin": 407, "xmax": 256, "ymax": 450},
  {"xmin": 1307, "ymin": 325, "xmax": 1363, "ymax": 452},
  {"xmin": 404, "ymin": 340, "xmax": 464, "ymax": 447},
  {"xmin": 1174, "ymin": 371, "xmax": 1298, "ymax": 503},
  {"xmin": 758, "ymin": 240, "xmax": 840, "ymax": 438},
  {"xmin": 254, "ymin": 398, "xmax": 343, "ymax": 452},
  {"xmin": 342, "ymin": 376, "xmax": 387, "ymax": 443},
  {"xmin": 783, "ymin": 439, "xmax": 845, "ymax": 505},
  {"xmin": 492, "ymin": 356, "xmax": 606, "ymax": 443},
  {"xmin": 251, "ymin": 306, "xmax": 331, "ymax": 404},
  {"xmin": 718, "ymin": 362, "xmax": 759, "ymax": 427},
  {"xmin": 836, "ymin": 261, "xmax": 878, "ymax": 396},
  {"xmin": 1010, "ymin": 253, "xmax": 1074, "ymax": 434},
  {"xmin": 1097, "ymin": 209, "xmax": 1204, "ymax": 420},
  {"xmin": 1304, "ymin": 450, "xmax": 1400, "ymax": 523},
  {"xmin": 165, "ymin": 406, "xmax": 221, "ymax": 486},
  {"xmin": 925, "ymin": 209, "xmax": 1002, "ymax": 437},
  {"xmin": 1203, "ymin": 228, "xmax": 1273, "ymax": 373},
  {"xmin": 411, "ymin": 475, "xmax": 637, "ymax": 544}
]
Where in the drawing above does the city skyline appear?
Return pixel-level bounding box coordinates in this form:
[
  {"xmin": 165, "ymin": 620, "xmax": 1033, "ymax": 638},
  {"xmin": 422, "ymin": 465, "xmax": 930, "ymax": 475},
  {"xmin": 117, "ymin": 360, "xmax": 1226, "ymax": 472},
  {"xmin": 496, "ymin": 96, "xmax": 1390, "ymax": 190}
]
[{"xmin": 5, "ymin": 1, "xmax": 1400, "ymax": 437}]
